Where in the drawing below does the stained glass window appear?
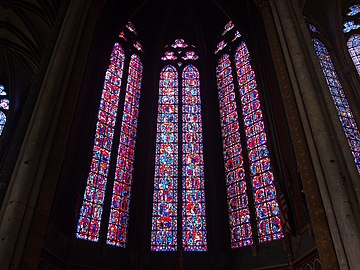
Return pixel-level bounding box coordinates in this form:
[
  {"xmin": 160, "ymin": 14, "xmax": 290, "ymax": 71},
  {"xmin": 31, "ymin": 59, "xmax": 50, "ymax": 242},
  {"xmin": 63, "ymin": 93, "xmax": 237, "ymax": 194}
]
[
  {"xmin": 119, "ymin": 32, "xmax": 126, "ymax": 41},
  {"xmin": 313, "ymin": 38, "xmax": 360, "ymax": 173},
  {"xmin": 133, "ymin": 41, "xmax": 144, "ymax": 53},
  {"xmin": 216, "ymin": 54, "xmax": 253, "ymax": 248},
  {"xmin": 151, "ymin": 65, "xmax": 179, "ymax": 251},
  {"xmin": 232, "ymin": 31, "xmax": 241, "ymax": 42},
  {"xmin": 151, "ymin": 40, "xmax": 207, "ymax": 252},
  {"xmin": 0, "ymin": 85, "xmax": 9, "ymax": 136},
  {"xmin": 222, "ymin": 21, "xmax": 234, "ymax": 35},
  {"xmin": 215, "ymin": 22, "xmax": 283, "ymax": 248},
  {"xmin": 171, "ymin": 39, "xmax": 188, "ymax": 48},
  {"xmin": 0, "ymin": 112, "xmax": 6, "ymax": 136},
  {"xmin": 182, "ymin": 51, "xmax": 199, "ymax": 61},
  {"xmin": 347, "ymin": 34, "xmax": 360, "ymax": 76},
  {"xmin": 76, "ymin": 43, "xmax": 125, "ymax": 242},
  {"xmin": 182, "ymin": 65, "xmax": 207, "ymax": 251},
  {"xmin": 107, "ymin": 54, "xmax": 143, "ymax": 247},
  {"xmin": 347, "ymin": 4, "xmax": 360, "ymax": 16},
  {"xmin": 161, "ymin": 51, "xmax": 177, "ymax": 61},
  {"xmin": 77, "ymin": 21, "xmax": 144, "ymax": 246},
  {"xmin": 215, "ymin": 40, "xmax": 227, "ymax": 54},
  {"xmin": 308, "ymin": 24, "xmax": 319, "ymax": 33},
  {"xmin": 234, "ymin": 42, "xmax": 283, "ymax": 243},
  {"xmin": 126, "ymin": 21, "xmax": 137, "ymax": 35},
  {"xmin": 343, "ymin": 21, "xmax": 360, "ymax": 33}
]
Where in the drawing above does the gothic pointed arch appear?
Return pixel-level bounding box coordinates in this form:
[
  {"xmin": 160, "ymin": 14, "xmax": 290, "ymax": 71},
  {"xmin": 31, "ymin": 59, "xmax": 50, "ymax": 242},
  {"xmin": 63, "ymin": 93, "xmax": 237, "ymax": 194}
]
[
  {"xmin": 76, "ymin": 22, "xmax": 144, "ymax": 247},
  {"xmin": 215, "ymin": 21, "xmax": 284, "ymax": 249},
  {"xmin": 308, "ymin": 22, "xmax": 360, "ymax": 173},
  {"xmin": 151, "ymin": 39, "xmax": 207, "ymax": 252},
  {"xmin": 343, "ymin": 4, "xmax": 360, "ymax": 76}
]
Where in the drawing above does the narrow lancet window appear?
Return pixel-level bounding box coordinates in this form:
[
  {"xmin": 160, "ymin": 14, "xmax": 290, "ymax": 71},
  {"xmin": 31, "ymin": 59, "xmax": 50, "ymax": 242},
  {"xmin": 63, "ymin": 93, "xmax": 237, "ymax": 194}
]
[
  {"xmin": 182, "ymin": 65, "xmax": 207, "ymax": 251},
  {"xmin": 215, "ymin": 22, "xmax": 284, "ymax": 248},
  {"xmin": 76, "ymin": 43, "xmax": 125, "ymax": 242},
  {"xmin": 107, "ymin": 54, "xmax": 143, "ymax": 246},
  {"xmin": 216, "ymin": 54, "xmax": 253, "ymax": 248},
  {"xmin": 151, "ymin": 65, "xmax": 179, "ymax": 251},
  {"xmin": 313, "ymin": 38, "xmax": 360, "ymax": 173}
]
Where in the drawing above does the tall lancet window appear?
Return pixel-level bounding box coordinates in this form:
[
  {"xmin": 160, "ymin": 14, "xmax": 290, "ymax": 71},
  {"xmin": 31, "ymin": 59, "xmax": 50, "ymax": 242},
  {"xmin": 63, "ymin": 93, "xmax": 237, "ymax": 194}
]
[
  {"xmin": 311, "ymin": 37, "xmax": 360, "ymax": 173},
  {"xmin": 0, "ymin": 85, "xmax": 10, "ymax": 136},
  {"xmin": 215, "ymin": 21, "xmax": 283, "ymax": 248},
  {"xmin": 151, "ymin": 39, "xmax": 207, "ymax": 252},
  {"xmin": 76, "ymin": 22, "xmax": 144, "ymax": 247},
  {"xmin": 343, "ymin": 4, "xmax": 360, "ymax": 76}
]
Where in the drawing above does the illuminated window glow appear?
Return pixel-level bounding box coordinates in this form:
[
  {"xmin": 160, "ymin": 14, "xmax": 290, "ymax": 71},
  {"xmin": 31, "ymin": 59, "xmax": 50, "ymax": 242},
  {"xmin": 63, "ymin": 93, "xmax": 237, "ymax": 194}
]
[
  {"xmin": 126, "ymin": 21, "xmax": 137, "ymax": 35},
  {"xmin": 232, "ymin": 31, "xmax": 242, "ymax": 42},
  {"xmin": 151, "ymin": 40, "xmax": 207, "ymax": 252},
  {"xmin": 161, "ymin": 51, "xmax": 178, "ymax": 61},
  {"xmin": 216, "ymin": 54, "xmax": 253, "ymax": 248},
  {"xmin": 308, "ymin": 24, "xmax": 319, "ymax": 33},
  {"xmin": 172, "ymin": 39, "xmax": 188, "ymax": 48},
  {"xmin": 76, "ymin": 43, "xmax": 125, "ymax": 242},
  {"xmin": 234, "ymin": 42, "xmax": 283, "ymax": 243},
  {"xmin": 347, "ymin": 4, "xmax": 360, "ymax": 16},
  {"xmin": 151, "ymin": 65, "xmax": 179, "ymax": 251},
  {"xmin": 222, "ymin": 21, "xmax": 234, "ymax": 35},
  {"xmin": 313, "ymin": 38, "xmax": 360, "ymax": 173},
  {"xmin": 347, "ymin": 34, "xmax": 360, "ymax": 76},
  {"xmin": 107, "ymin": 55, "xmax": 143, "ymax": 247},
  {"xmin": 0, "ymin": 112, "xmax": 6, "ymax": 135},
  {"xmin": 182, "ymin": 51, "xmax": 199, "ymax": 61},
  {"xmin": 133, "ymin": 41, "xmax": 144, "ymax": 52},
  {"xmin": 182, "ymin": 65, "xmax": 207, "ymax": 251},
  {"xmin": 215, "ymin": 41, "xmax": 227, "ymax": 54},
  {"xmin": 0, "ymin": 85, "xmax": 9, "ymax": 136},
  {"xmin": 119, "ymin": 32, "xmax": 126, "ymax": 40},
  {"xmin": 343, "ymin": 21, "xmax": 360, "ymax": 33}
]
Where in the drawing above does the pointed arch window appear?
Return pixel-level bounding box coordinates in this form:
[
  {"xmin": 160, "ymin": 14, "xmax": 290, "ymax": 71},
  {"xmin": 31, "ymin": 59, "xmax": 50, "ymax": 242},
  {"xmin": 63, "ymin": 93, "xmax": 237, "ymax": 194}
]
[
  {"xmin": 0, "ymin": 85, "xmax": 10, "ymax": 136},
  {"xmin": 347, "ymin": 34, "xmax": 360, "ymax": 75},
  {"xmin": 312, "ymin": 37, "xmax": 360, "ymax": 173},
  {"xmin": 343, "ymin": 4, "xmax": 360, "ymax": 76},
  {"xmin": 215, "ymin": 22, "xmax": 284, "ymax": 248},
  {"xmin": 76, "ymin": 22, "xmax": 144, "ymax": 247},
  {"xmin": 151, "ymin": 39, "xmax": 207, "ymax": 252}
]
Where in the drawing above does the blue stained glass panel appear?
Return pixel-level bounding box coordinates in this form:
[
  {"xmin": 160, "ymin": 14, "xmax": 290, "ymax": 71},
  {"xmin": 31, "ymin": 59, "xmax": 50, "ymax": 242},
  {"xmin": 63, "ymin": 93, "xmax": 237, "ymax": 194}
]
[
  {"xmin": 347, "ymin": 34, "xmax": 360, "ymax": 76},
  {"xmin": 347, "ymin": 4, "xmax": 360, "ymax": 16},
  {"xmin": 343, "ymin": 21, "xmax": 360, "ymax": 33},
  {"xmin": 313, "ymin": 38, "xmax": 360, "ymax": 173},
  {"xmin": 0, "ymin": 111, "xmax": 6, "ymax": 136}
]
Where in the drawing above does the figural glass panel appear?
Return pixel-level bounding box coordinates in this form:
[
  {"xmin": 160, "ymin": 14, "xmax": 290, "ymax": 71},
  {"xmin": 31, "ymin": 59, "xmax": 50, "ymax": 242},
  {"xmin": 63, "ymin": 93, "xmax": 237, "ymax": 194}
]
[
  {"xmin": 347, "ymin": 34, "xmax": 360, "ymax": 76},
  {"xmin": 313, "ymin": 38, "xmax": 360, "ymax": 173},
  {"xmin": 76, "ymin": 43, "xmax": 125, "ymax": 242},
  {"xmin": 216, "ymin": 54, "xmax": 253, "ymax": 248},
  {"xmin": 151, "ymin": 65, "xmax": 179, "ymax": 251},
  {"xmin": 234, "ymin": 42, "xmax": 283, "ymax": 243},
  {"xmin": 182, "ymin": 65, "xmax": 207, "ymax": 251},
  {"xmin": 107, "ymin": 54, "xmax": 143, "ymax": 246}
]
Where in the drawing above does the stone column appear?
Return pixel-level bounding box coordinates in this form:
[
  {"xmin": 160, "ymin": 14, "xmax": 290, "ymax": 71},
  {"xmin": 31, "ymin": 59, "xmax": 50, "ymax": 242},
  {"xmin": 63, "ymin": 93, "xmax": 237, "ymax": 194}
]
[
  {"xmin": 0, "ymin": 0, "xmax": 105, "ymax": 269},
  {"xmin": 255, "ymin": 0, "xmax": 360, "ymax": 269}
]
